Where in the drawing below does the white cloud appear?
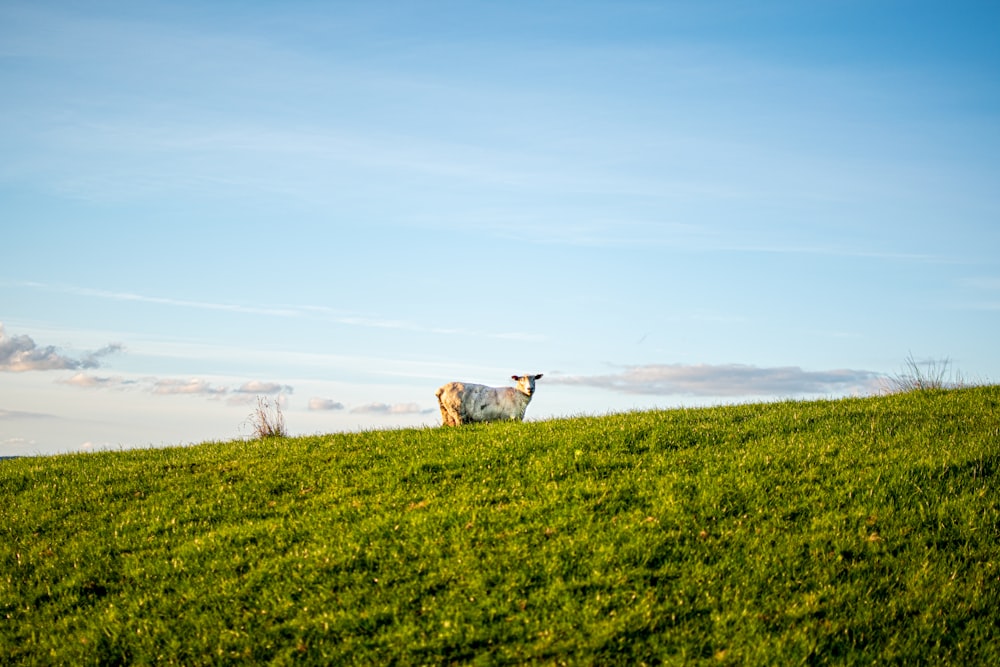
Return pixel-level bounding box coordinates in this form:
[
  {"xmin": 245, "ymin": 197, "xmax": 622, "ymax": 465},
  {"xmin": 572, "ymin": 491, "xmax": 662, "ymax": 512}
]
[
  {"xmin": 229, "ymin": 381, "xmax": 294, "ymax": 406},
  {"xmin": 308, "ymin": 397, "xmax": 344, "ymax": 411},
  {"xmin": 61, "ymin": 373, "xmax": 102, "ymax": 388},
  {"xmin": 234, "ymin": 380, "xmax": 293, "ymax": 395},
  {"xmin": 0, "ymin": 323, "xmax": 122, "ymax": 372},
  {"xmin": 59, "ymin": 372, "xmax": 135, "ymax": 389},
  {"xmin": 549, "ymin": 363, "xmax": 883, "ymax": 398},
  {"xmin": 151, "ymin": 378, "xmax": 228, "ymax": 396}
]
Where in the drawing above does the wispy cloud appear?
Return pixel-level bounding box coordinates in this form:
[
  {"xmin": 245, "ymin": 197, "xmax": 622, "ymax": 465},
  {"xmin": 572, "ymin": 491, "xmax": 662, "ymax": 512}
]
[
  {"xmin": 0, "ymin": 323, "xmax": 122, "ymax": 372},
  {"xmin": 40, "ymin": 285, "xmax": 302, "ymax": 318},
  {"xmin": 15, "ymin": 282, "xmax": 545, "ymax": 341},
  {"xmin": 550, "ymin": 363, "xmax": 883, "ymax": 398},
  {"xmin": 83, "ymin": 343, "xmax": 125, "ymax": 366},
  {"xmin": 0, "ymin": 408, "xmax": 53, "ymax": 420},
  {"xmin": 716, "ymin": 244, "xmax": 948, "ymax": 263},
  {"xmin": 962, "ymin": 277, "xmax": 1000, "ymax": 291},
  {"xmin": 952, "ymin": 275, "xmax": 1000, "ymax": 311}
]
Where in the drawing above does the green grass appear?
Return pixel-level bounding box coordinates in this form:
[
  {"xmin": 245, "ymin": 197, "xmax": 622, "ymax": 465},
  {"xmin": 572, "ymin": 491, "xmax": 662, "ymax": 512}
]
[{"xmin": 3, "ymin": 387, "xmax": 999, "ymax": 665}]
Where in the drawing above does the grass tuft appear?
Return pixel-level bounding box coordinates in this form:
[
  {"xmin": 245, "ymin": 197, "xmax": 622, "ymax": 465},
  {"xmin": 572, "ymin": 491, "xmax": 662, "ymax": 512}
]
[
  {"xmin": 881, "ymin": 352, "xmax": 966, "ymax": 394},
  {"xmin": 243, "ymin": 395, "xmax": 287, "ymax": 439}
]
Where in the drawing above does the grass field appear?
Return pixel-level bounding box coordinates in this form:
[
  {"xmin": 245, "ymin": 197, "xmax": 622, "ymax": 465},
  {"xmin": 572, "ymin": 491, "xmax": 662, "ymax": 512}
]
[{"xmin": 2, "ymin": 386, "xmax": 999, "ymax": 664}]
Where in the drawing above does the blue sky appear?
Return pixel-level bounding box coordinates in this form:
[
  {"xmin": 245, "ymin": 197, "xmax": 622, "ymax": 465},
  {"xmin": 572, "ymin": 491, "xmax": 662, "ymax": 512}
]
[{"xmin": 2, "ymin": 1, "xmax": 999, "ymax": 456}]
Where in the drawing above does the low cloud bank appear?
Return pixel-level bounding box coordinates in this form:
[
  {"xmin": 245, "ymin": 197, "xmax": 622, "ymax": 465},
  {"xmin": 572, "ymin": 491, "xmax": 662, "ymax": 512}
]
[
  {"xmin": 61, "ymin": 373, "xmax": 430, "ymax": 415},
  {"xmin": 350, "ymin": 402, "xmax": 431, "ymax": 415},
  {"xmin": 60, "ymin": 373, "xmax": 137, "ymax": 389},
  {"xmin": 62, "ymin": 373, "xmax": 294, "ymax": 404},
  {"xmin": 550, "ymin": 363, "xmax": 883, "ymax": 398}
]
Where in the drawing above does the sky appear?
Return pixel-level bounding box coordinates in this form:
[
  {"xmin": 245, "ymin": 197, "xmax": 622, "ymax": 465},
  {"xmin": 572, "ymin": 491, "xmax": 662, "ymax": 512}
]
[{"xmin": 2, "ymin": 1, "xmax": 999, "ymax": 456}]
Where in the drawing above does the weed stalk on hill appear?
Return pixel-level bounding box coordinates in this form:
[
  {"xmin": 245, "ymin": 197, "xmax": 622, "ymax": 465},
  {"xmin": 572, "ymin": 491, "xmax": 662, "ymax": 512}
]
[
  {"xmin": 244, "ymin": 395, "xmax": 286, "ymax": 439},
  {"xmin": 881, "ymin": 352, "xmax": 965, "ymax": 394}
]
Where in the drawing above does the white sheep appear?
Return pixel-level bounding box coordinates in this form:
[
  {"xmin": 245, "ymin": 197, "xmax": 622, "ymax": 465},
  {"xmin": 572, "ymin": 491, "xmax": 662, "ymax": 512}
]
[{"xmin": 435, "ymin": 374, "xmax": 543, "ymax": 426}]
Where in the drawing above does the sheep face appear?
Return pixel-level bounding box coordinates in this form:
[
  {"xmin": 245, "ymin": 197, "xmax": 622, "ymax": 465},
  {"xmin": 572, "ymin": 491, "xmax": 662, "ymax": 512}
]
[{"xmin": 512, "ymin": 374, "xmax": 543, "ymax": 397}]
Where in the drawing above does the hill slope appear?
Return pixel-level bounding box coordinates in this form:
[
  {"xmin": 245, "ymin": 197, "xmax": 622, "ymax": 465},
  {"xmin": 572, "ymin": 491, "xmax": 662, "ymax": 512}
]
[{"xmin": 2, "ymin": 387, "xmax": 999, "ymax": 664}]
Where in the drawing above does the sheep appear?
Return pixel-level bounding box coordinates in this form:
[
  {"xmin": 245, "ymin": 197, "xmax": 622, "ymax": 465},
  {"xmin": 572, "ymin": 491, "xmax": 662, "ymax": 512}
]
[{"xmin": 435, "ymin": 374, "xmax": 543, "ymax": 426}]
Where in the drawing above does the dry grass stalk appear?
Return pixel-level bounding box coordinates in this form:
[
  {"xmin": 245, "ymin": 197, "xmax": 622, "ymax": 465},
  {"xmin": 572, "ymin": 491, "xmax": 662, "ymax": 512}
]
[{"xmin": 245, "ymin": 395, "xmax": 286, "ymax": 439}]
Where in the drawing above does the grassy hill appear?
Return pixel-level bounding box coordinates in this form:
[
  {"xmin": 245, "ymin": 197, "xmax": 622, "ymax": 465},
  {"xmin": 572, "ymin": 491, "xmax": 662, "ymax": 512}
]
[{"xmin": 2, "ymin": 386, "xmax": 999, "ymax": 664}]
